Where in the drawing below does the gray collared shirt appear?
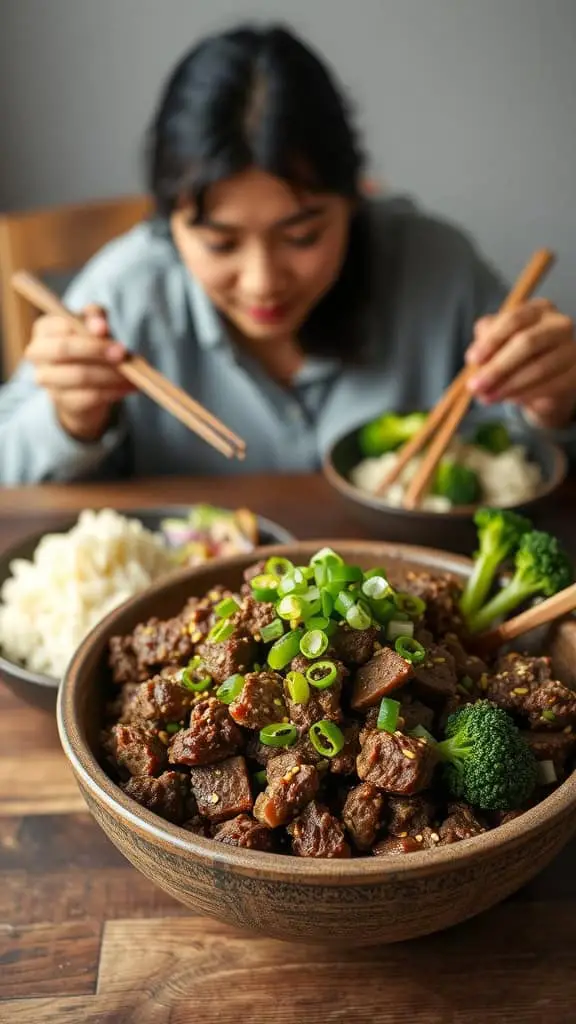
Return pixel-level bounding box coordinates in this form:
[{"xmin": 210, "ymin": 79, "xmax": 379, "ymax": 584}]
[{"xmin": 1, "ymin": 195, "xmax": 574, "ymax": 483}]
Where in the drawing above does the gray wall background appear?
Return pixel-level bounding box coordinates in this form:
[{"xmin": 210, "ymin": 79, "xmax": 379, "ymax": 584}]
[{"xmin": 1, "ymin": 0, "xmax": 575, "ymax": 314}]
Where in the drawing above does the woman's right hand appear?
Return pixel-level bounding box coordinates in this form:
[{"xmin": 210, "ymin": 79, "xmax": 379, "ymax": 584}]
[{"xmin": 26, "ymin": 305, "xmax": 134, "ymax": 442}]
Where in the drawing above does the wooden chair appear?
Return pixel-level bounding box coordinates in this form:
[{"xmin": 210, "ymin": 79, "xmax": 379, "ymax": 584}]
[{"xmin": 0, "ymin": 194, "xmax": 152, "ymax": 377}]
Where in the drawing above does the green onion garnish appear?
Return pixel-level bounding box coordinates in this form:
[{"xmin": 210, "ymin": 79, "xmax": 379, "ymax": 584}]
[
  {"xmin": 300, "ymin": 587, "xmax": 322, "ymax": 619},
  {"xmin": 310, "ymin": 547, "xmax": 344, "ymax": 567},
  {"xmin": 309, "ymin": 720, "xmax": 345, "ymax": 758},
  {"xmin": 265, "ymin": 556, "xmax": 294, "ymax": 578},
  {"xmin": 460, "ymin": 675, "xmax": 474, "ymax": 691},
  {"xmin": 541, "ymin": 709, "xmax": 557, "ymax": 723},
  {"xmin": 267, "ymin": 629, "xmax": 303, "ymax": 670},
  {"xmin": 361, "ymin": 575, "xmax": 390, "ymax": 600},
  {"xmin": 278, "ymin": 569, "xmax": 308, "ymax": 597},
  {"xmin": 409, "ymin": 724, "xmax": 437, "ymax": 744},
  {"xmin": 277, "ymin": 595, "xmax": 303, "ymax": 621},
  {"xmin": 304, "ymin": 616, "xmax": 331, "ymax": 632},
  {"xmin": 394, "ymin": 635, "xmax": 426, "ymax": 664},
  {"xmin": 363, "ymin": 566, "xmax": 389, "ymax": 582},
  {"xmin": 259, "ymin": 722, "xmax": 298, "ymax": 748},
  {"xmin": 250, "ymin": 573, "xmax": 280, "ymax": 602},
  {"xmin": 395, "ymin": 593, "xmax": 426, "ymax": 619},
  {"xmin": 334, "ymin": 590, "xmax": 355, "ymax": 618},
  {"xmin": 367, "ymin": 596, "xmax": 397, "ymax": 625},
  {"xmin": 166, "ymin": 722, "xmax": 182, "ymax": 734},
  {"xmin": 216, "ymin": 673, "xmax": 245, "ymax": 704},
  {"xmin": 299, "ymin": 628, "xmax": 329, "ymax": 659},
  {"xmin": 215, "ymin": 596, "xmax": 240, "ymax": 619},
  {"xmin": 376, "ymin": 697, "xmax": 401, "ymax": 733},
  {"xmin": 286, "ymin": 670, "xmax": 310, "ymax": 705},
  {"xmin": 181, "ymin": 659, "xmax": 213, "ymax": 692},
  {"xmin": 346, "ymin": 600, "xmax": 372, "ymax": 631},
  {"xmin": 386, "ymin": 618, "xmax": 414, "ymax": 642},
  {"xmin": 306, "ymin": 660, "xmax": 338, "ymax": 689},
  {"xmin": 207, "ymin": 619, "xmax": 235, "ymax": 644},
  {"xmin": 260, "ymin": 618, "xmax": 284, "ymax": 643},
  {"xmin": 253, "ymin": 769, "xmax": 268, "ymax": 788},
  {"xmin": 320, "ymin": 590, "xmax": 334, "ymax": 618},
  {"xmin": 326, "ymin": 564, "xmax": 363, "ymax": 585}
]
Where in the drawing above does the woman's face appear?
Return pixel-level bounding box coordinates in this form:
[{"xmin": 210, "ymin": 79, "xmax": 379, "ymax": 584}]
[{"xmin": 171, "ymin": 168, "xmax": 353, "ymax": 340}]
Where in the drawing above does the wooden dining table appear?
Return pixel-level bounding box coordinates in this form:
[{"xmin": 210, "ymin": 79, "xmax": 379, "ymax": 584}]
[{"xmin": 1, "ymin": 472, "xmax": 576, "ymax": 1024}]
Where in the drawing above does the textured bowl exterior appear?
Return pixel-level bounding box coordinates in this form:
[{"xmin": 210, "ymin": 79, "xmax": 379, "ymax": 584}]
[{"xmin": 58, "ymin": 541, "xmax": 576, "ymax": 945}]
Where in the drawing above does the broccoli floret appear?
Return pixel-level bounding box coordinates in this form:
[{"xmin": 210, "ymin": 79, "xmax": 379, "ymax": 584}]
[
  {"xmin": 436, "ymin": 700, "xmax": 538, "ymax": 810},
  {"xmin": 358, "ymin": 412, "xmax": 427, "ymax": 458},
  {"xmin": 472, "ymin": 421, "xmax": 512, "ymax": 454},
  {"xmin": 459, "ymin": 507, "xmax": 532, "ymax": 620},
  {"xmin": 431, "ymin": 458, "xmax": 481, "ymax": 506},
  {"xmin": 467, "ymin": 529, "xmax": 573, "ymax": 634}
]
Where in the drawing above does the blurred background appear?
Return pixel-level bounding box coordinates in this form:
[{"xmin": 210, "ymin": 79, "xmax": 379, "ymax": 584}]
[{"xmin": 1, "ymin": 0, "xmax": 575, "ymax": 379}]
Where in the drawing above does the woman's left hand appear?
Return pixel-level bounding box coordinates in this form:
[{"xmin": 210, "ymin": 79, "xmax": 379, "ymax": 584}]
[{"xmin": 465, "ymin": 298, "xmax": 576, "ymax": 430}]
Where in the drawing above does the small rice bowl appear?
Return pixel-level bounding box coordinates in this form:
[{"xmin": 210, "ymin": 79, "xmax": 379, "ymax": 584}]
[{"xmin": 351, "ymin": 438, "xmax": 543, "ymax": 511}]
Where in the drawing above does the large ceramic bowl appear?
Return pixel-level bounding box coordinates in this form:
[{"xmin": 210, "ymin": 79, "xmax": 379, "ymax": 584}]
[
  {"xmin": 323, "ymin": 420, "xmax": 567, "ymax": 554},
  {"xmin": 0, "ymin": 507, "xmax": 294, "ymax": 709},
  {"xmin": 57, "ymin": 541, "xmax": 576, "ymax": 946}
]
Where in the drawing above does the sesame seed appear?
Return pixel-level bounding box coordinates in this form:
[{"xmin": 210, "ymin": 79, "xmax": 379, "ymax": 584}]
[
  {"xmin": 432, "ymin": 657, "xmax": 446, "ymax": 664},
  {"xmin": 430, "ymin": 832, "xmax": 440, "ymax": 842},
  {"xmin": 373, "ymin": 642, "xmax": 382, "ymax": 651},
  {"xmin": 282, "ymin": 717, "xmax": 290, "ymax": 724},
  {"xmin": 415, "ymin": 834, "xmax": 423, "ymax": 843},
  {"xmin": 191, "ymin": 630, "xmax": 202, "ymax": 643},
  {"xmin": 512, "ymin": 687, "xmax": 529, "ymax": 695},
  {"xmin": 210, "ymin": 793, "xmax": 220, "ymax": 804},
  {"xmin": 273, "ymin": 699, "xmax": 283, "ymax": 707},
  {"xmin": 398, "ymin": 831, "xmax": 408, "ymax": 838},
  {"xmin": 158, "ymin": 731, "xmax": 169, "ymax": 745},
  {"xmin": 564, "ymin": 726, "xmax": 573, "ymax": 734},
  {"xmin": 402, "ymin": 749, "xmax": 416, "ymax": 759}
]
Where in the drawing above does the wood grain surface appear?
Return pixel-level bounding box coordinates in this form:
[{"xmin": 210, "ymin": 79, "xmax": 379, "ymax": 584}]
[{"xmin": 1, "ymin": 473, "xmax": 576, "ymax": 1023}]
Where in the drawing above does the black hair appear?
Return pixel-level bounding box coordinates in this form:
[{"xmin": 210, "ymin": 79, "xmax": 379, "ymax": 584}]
[{"xmin": 147, "ymin": 24, "xmax": 371, "ymax": 360}]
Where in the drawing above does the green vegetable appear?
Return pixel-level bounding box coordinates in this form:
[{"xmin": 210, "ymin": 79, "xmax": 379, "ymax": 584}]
[
  {"xmin": 436, "ymin": 700, "xmax": 538, "ymax": 811},
  {"xmin": 207, "ymin": 619, "xmax": 235, "ymax": 644},
  {"xmin": 181, "ymin": 657, "xmax": 212, "ymax": 693},
  {"xmin": 309, "ymin": 720, "xmax": 345, "ymax": 758},
  {"xmin": 265, "ymin": 556, "xmax": 294, "ymax": 577},
  {"xmin": 259, "ymin": 723, "xmax": 298, "ymax": 748},
  {"xmin": 286, "ymin": 671, "xmax": 310, "ymax": 704},
  {"xmin": 260, "ymin": 618, "xmax": 284, "ymax": 643},
  {"xmin": 359, "ymin": 411, "xmax": 428, "ymax": 457},
  {"xmin": 473, "ymin": 420, "xmax": 512, "ymax": 454},
  {"xmin": 346, "ymin": 600, "xmax": 372, "ymax": 631},
  {"xmin": 409, "ymin": 724, "xmax": 437, "ymax": 744},
  {"xmin": 253, "ymin": 769, "xmax": 268, "ymax": 788},
  {"xmin": 216, "ymin": 674, "xmax": 245, "ymax": 704},
  {"xmin": 215, "ymin": 596, "xmax": 240, "ymax": 619},
  {"xmin": 300, "ymin": 629, "xmax": 329, "ymax": 658},
  {"xmin": 165, "ymin": 722, "xmax": 182, "ymax": 734},
  {"xmin": 267, "ymin": 629, "xmax": 303, "ymax": 670},
  {"xmin": 278, "ymin": 569, "xmax": 308, "ymax": 597},
  {"xmin": 432, "ymin": 458, "xmax": 481, "ymax": 506},
  {"xmin": 459, "ymin": 508, "xmax": 532, "ymax": 621},
  {"xmin": 306, "ymin": 660, "xmax": 338, "ymax": 689},
  {"xmin": 394, "ymin": 636, "xmax": 426, "ymax": 664},
  {"xmin": 277, "ymin": 595, "xmax": 303, "ymax": 622},
  {"xmin": 376, "ymin": 697, "xmax": 400, "ymax": 732},
  {"xmin": 250, "ymin": 573, "xmax": 280, "ymax": 602},
  {"xmin": 467, "ymin": 529, "xmax": 573, "ymax": 634},
  {"xmin": 386, "ymin": 618, "xmax": 414, "ymax": 642},
  {"xmin": 361, "ymin": 575, "xmax": 390, "ymax": 601},
  {"xmin": 394, "ymin": 593, "xmax": 426, "ymax": 620}
]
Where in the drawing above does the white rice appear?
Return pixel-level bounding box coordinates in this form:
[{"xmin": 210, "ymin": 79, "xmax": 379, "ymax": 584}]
[
  {"xmin": 351, "ymin": 438, "xmax": 542, "ymax": 511},
  {"xmin": 0, "ymin": 509, "xmax": 174, "ymax": 679}
]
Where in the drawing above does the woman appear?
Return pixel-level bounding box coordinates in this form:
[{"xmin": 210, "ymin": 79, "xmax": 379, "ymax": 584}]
[{"xmin": 1, "ymin": 24, "xmax": 575, "ymax": 484}]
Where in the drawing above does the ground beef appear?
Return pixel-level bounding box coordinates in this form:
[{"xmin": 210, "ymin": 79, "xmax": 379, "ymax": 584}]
[
  {"xmin": 122, "ymin": 771, "xmax": 188, "ymax": 824},
  {"xmin": 213, "ymin": 814, "xmax": 274, "ymax": 851},
  {"xmin": 229, "ymin": 671, "xmax": 287, "ymax": 729},
  {"xmin": 108, "ymin": 723, "xmax": 167, "ymax": 777},
  {"xmin": 199, "ymin": 634, "xmax": 257, "ymax": 685},
  {"xmin": 331, "ymin": 624, "xmax": 380, "ymax": 666},
  {"xmin": 130, "ymin": 617, "xmax": 194, "ymax": 671},
  {"xmin": 131, "ymin": 677, "xmax": 195, "ymax": 725},
  {"xmin": 188, "ymin": 756, "xmax": 253, "ymax": 823},
  {"xmin": 329, "ymin": 722, "xmax": 361, "ymax": 776},
  {"xmin": 168, "ymin": 698, "xmax": 243, "ymax": 766},
  {"xmin": 438, "ymin": 803, "xmax": 486, "ymax": 845},
  {"xmin": 351, "ymin": 648, "xmax": 414, "ymax": 711},
  {"xmin": 486, "ymin": 653, "xmax": 576, "ymax": 729},
  {"xmin": 387, "ymin": 795, "xmax": 437, "ymax": 837},
  {"xmin": 411, "ymin": 644, "xmax": 458, "ymax": 704},
  {"xmin": 285, "ymin": 657, "xmax": 344, "ymax": 728},
  {"xmin": 342, "ymin": 783, "xmax": 385, "ymax": 851},
  {"xmin": 357, "ymin": 731, "xmax": 438, "ymax": 795},
  {"xmin": 254, "ymin": 752, "xmax": 320, "ymax": 828},
  {"xmin": 233, "ymin": 595, "xmax": 277, "ymax": 639},
  {"xmin": 287, "ymin": 800, "xmax": 351, "ymax": 858}
]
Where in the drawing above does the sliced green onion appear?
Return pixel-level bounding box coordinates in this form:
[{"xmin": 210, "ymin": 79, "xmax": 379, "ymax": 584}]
[
  {"xmin": 362, "ymin": 575, "xmax": 390, "ymax": 600},
  {"xmin": 395, "ymin": 593, "xmax": 426, "ymax": 619},
  {"xmin": 265, "ymin": 556, "xmax": 294, "ymax": 578},
  {"xmin": 306, "ymin": 660, "xmax": 338, "ymax": 689},
  {"xmin": 409, "ymin": 724, "xmax": 437, "ymax": 744},
  {"xmin": 363, "ymin": 566, "xmax": 389, "ymax": 582},
  {"xmin": 277, "ymin": 595, "xmax": 303, "ymax": 621},
  {"xmin": 541, "ymin": 709, "xmax": 557, "ymax": 723},
  {"xmin": 166, "ymin": 722, "xmax": 182, "ymax": 734},
  {"xmin": 216, "ymin": 673, "xmax": 245, "ymax": 704},
  {"xmin": 207, "ymin": 619, "xmax": 235, "ymax": 644},
  {"xmin": 253, "ymin": 769, "xmax": 268, "ymax": 788},
  {"xmin": 387, "ymin": 619, "xmax": 414, "ymax": 642},
  {"xmin": 267, "ymin": 629, "xmax": 303, "ymax": 670},
  {"xmin": 368, "ymin": 596, "xmax": 397, "ymax": 626},
  {"xmin": 309, "ymin": 720, "xmax": 345, "ymax": 758},
  {"xmin": 346, "ymin": 600, "xmax": 372, "ymax": 631},
  {"xmin": 320, "ymin": 590, "xmax": 334, "ymax": 617},
  {"xmin": 259, "ymin": 722, "xmax": 298, "ymax": 748},
  {"xmin": 286, "ymin": 670, "xmax": 311, "ymax": 705},
  {"xmin": 460, "ymin": 675, "xmax": 474, "ymax": 692},
  {"xmin": 250, "ymin": 573, "xmax": 280, "ymax": 602},
  {"xmin": 326, "ymin": 564, "xmax": 363, "ymax": 585},
  {"xmin": 300, "ymin": 629, "xmax": 328, "ymax": 659},
  {"xmin": 335, "ymin": 590, "xmax": 355, "ymax": 618},
  {"xmin": 181, "ymin": 661, "xmax": 213, "ymax": 692},
  {"xmin": 305, "ymin": 616, "xmax": 331, "ymax": 632},
  {"xmin": 278, "ymin": 569, "xmax": 308, "ymax": 597},
  {"xmin": 301, "ymin": 586, "xmax": 322, "ymax": 619},
  {"xmin": 260, "ymin": 618, "xmax": 284, "ymax": 643},
  {"xmin": 310, "ymin": 547, "xmax": 344, "ymax": 567},
  {"xmin": 215, "ymin": 596, "xmax": 240, "ymax": 619},
  {"xmin": 376, "ymin": 697, "xmax": 401, "ymax": 733},
  {"xmin": 537, "ymin": 759, "xmax": 557, "ymax": 785},
  {"xmin": 295, "ymin": 564, "xmax": 315, "ymax": 581},
  {"xmin": 395, "ymin": 635, "xmax": 426, "ymax": 664}
]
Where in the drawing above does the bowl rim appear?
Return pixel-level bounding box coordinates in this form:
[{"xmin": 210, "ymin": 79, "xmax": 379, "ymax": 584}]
[
  {"xmin": 57, "ymin": 538, "xmax": 576, "ymax": 884},
  {"xmin": 0, "ymin": 507, "xmax": 295, "ymax": 689},
  {"xmin": 322, "ymin": 422, "xmax": 568, "ymax": 520}
]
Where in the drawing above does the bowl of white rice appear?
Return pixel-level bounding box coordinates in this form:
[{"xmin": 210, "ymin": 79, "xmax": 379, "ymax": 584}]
[{"xmin": 0, "ymin": 507, "xmax": 293, "ymax": 705}]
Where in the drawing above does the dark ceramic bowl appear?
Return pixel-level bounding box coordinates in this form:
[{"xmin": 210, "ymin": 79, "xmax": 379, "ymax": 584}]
[
  {"xmin": 323, "ymin": 419, "xmax": 567, "ymax": 554},
  {"xmin": 57, "ymin": 540, "xmax": 576, "ymax": 946},
  {"xmin": 0, "ymin": 507, "xmax": 294, "ymax": 708}
]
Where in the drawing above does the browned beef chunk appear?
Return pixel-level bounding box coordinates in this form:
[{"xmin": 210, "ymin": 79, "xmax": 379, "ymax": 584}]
[
  {"xmin": 130, "ymin": 616, "xmax": 195, "ymax": 673},
  {"xmin": 403, "ymin": 571, "xmax": 465, "ymax": 637},
  {"xmin": 329, "ymin": 722, "xmax": 361, "ymax": 776},
  {"xmin": 387, "ymin": 795, "xmax": 436, "ymax": 836},
  {"xmin": 442, "ymin": 634, "xmax": 488, "ymax": 686},
  {"xmin": 287, "ymin": 800, "xmax": 350, "ymax": 858},
  {"xmin": 342, "ymin": 782, "xmax": 385, "ymax": 851},
  {"xmin": 285, "ymin": 656, "xmax": 345, "ymax": 728},
  {"xmin": 351, "ymin": 648, "xmax": 413, "ymax": 711},
  {"xmin": 131, "ymin": 677, "xmax": 195, "ymax": 724},
  {"xmin": 233, "ymin": 595, "xmax": 277, "ymax": 639},
  {"xmin": 398, "ymin": 694, "xmax": 436, "ymax": 734},
  {"xmin": 489, "ymin": 809, "xmax": 526, "ymax": 827},
  {"xmin": 214, "ymin": 814, "xmax": 274, "ymax": 851},
  {"xmin": 254, "ymin": 752, "xmax": 319, "ymax": 828},
  {"xmin": 229, "ymin": 671, "xmax": 287, "ymax": 729},
  {"xmin": 122, "ymin": 771, "xmax": 188, "ymax": 824},
  {"xmin": 188, "ymin": 755, "xmax": 253, "ymax": 823},
  {"xmin": 181, "ymin": 815, "xmax": 211, "ymax": 837},
  {"xmin": 168, "ymin": 698, "xmax": 243, "ymax": 767},
  {"xmin": 438, "ymin": 803, "xmax": 486, "ymax": 845},
  {"xmin": 411, "ymin": 644, "xmax": 457, "ymax": 704},
  {"xmin": 331, "ymin": 624, "xmax": 380, "ymax": 666},
  {"xmin": 108, "ymin": 635, "xmax": 143, "ymax": 684},
  {"xmin": 486, "ymin": 653, "xmax": 576, "ymax": 729},
  {"xmin": 106, "ymin": 682, "xmax": 140, "ymax": 723},
  {"xmin": 199, "ymin": 634, "xmax": 257, "ymax": 685},
  {"xmin": 357, "ymin": 731, "xmax": 438, "ymax": 795},
  {"xmin": 109, "ymin": 723, "xmax": 167, "ymax": 777},
  {"xmin": 522, "ymin": 730, "xmax": 576, "ymax": 780},
  {"xmin": 373, "ymin": 835, "xmax": 422, "ymax": 856}
]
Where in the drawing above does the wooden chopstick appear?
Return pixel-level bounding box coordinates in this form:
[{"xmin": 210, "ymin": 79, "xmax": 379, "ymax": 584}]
[
  {"xmin": 472, "ymin": 582, "xmax": 576, "ymax": 656},
  {"xmin": 400, "ymin": 248, "xmax": 555, "ymax": 509},
  {"xmin": 11, "ymin": 271, "xmax": 246, "ymax": 461}
]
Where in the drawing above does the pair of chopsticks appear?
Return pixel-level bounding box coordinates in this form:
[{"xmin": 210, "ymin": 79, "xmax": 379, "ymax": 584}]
[
  {"xmin": 376, "ymin": 248, "xmax": 556, "ymax": 508},
  {"xmin": 473, "ymin": 582, "xmax": 576, "ymax": 656},
  {"xmin": 11, "ymin": 272, "xmax": 246, "ymax": 461}
]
